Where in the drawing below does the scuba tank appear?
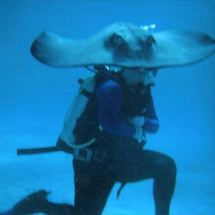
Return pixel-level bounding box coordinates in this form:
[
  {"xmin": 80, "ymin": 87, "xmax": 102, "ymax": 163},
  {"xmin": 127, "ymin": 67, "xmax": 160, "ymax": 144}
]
[
  {"xmin": 60, "ymin": 76, "xmax": 96, "ymax": 148},
  {"xmin": 17, "ymin": 76, "xmax": 97, "ymax": 155}
]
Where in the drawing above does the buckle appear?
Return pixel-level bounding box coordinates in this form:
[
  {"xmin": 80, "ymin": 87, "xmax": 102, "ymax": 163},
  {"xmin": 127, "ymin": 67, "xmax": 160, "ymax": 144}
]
[
  {"xmin": 73, "ymin": 148, "xmax": 92, "ymax": 163},
  {"xmin": 73, "ymin": 148, "xmax": 106, "ymax": 164},
  {"xmin": 93, "ymin": 149, "xmax": 106, "ymax": 163}
]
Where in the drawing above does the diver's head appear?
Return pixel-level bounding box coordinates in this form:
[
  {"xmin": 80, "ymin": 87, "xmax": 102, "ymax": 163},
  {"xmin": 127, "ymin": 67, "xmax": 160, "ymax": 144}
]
[{"xmin": 122, "ymin": 67, "xmax": 157, "ymax": 87}]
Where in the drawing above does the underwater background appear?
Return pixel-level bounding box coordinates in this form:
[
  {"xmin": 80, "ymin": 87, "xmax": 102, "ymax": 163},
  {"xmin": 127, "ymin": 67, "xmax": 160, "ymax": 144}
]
[{"xmin": 0, "ymin": 0, "xmax": 215, "ymax": 214}]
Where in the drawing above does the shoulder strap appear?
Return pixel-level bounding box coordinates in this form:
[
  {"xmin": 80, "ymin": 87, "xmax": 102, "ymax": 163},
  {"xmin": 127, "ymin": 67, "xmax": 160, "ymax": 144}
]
[{"xmin": 78, "ymin": 78, "xmax": 93, "ymax": 98}]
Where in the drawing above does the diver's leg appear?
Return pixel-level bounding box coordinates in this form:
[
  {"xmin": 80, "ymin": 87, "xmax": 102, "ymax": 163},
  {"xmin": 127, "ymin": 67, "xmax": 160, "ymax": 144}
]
[
  {"xmin": 151, "ymin": 152, "xmax": 177, "ymax": 215},
  {"xmin": 0, "ymin": 190, "xmax": 50, "ymax": 215},
  {"xmin": 0, "ymin": 190, "xmax": 74, "ymax": 215},
  {"xmin": 116, "ymin": 150, "xmax": 177, "ymax": 215},
  {"xmin": 41, "ymin": 202, "xmax": 74, "ymax": 215},
  {"xmin": 74, "ymin": 164, "xmax": 115, "ymax": 215}
]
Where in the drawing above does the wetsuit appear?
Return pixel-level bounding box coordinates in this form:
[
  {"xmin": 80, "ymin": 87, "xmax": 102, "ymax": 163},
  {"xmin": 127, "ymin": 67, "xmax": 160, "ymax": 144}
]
[{"xmin": 72, "ymin": 77, "xmax": 177, "ymax": 215}]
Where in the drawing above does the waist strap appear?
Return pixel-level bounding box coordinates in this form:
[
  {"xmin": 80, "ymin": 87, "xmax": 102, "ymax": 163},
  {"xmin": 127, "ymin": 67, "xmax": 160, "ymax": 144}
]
[{"xmin": 73, "ymin": 148, "xmax": 106, "ymax": 164}]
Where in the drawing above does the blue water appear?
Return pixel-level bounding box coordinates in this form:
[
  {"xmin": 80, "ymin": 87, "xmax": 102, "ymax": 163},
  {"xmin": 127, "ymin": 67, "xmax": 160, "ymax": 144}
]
[{"xmin": 0, "ymin": 1, "xmax": 215, "ymax": 214}]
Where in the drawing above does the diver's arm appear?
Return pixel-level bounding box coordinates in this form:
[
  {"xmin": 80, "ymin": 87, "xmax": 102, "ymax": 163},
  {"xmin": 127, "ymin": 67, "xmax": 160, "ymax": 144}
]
[
  {"xmin": 96, "ymin": 79, "xmax": 136, "ymax": 137},
  {"xmin": 143, "ymin": 98, "xmax": 159, "ymax": 133}
]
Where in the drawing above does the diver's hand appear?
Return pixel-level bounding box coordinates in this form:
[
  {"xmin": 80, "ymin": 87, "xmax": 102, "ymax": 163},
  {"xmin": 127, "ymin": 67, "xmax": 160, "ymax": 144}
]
[
  {"xmin": 133, "ymin": 126, "xmax": 144, "ymax": 140},
  {"xmin": 133, "ymin": 126, "xmax": 147, "ymax": 147},
  {"xmin": 127, "ymin": 116, "xmax": 145, "ymax": 127},
  {"xmin": 56, "ymin": 137, "xmax": 73, "ymax": 154}
]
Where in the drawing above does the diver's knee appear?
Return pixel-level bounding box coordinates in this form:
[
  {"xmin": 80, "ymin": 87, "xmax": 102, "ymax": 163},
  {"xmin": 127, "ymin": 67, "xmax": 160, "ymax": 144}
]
[
  {"xmin": 164, "ymin": 156, "xmax": 177, "ymax": 176},
  {"xmin": 157, "ymin": 155, "xmax": 177, "ymax": 176}
]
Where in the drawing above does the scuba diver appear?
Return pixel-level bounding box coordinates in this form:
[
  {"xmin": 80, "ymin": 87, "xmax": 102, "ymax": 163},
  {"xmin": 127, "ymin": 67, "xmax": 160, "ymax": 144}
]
[
  {"xmin": 1, "ymin": 66, "xmax": 176, "ymax": 215},
  {"xmin": 1, "ymin": 22, "xmax": 215, "ymax": 215}
]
